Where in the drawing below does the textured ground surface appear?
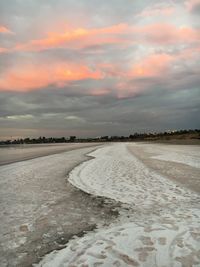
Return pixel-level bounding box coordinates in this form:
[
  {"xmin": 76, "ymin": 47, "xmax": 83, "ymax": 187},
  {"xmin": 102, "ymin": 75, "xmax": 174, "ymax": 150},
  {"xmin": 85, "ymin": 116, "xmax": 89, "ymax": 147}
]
[
  {"xmin": 37, "ymin": 143, "xmax": 200, "ymax": 267},
  {"xmin": 0, "ymin": 144, "xmax": 119, "ymax": 267},
  {"xmin": 128, "ymin": 142, "xmax": 200, "ymax": 193},
  {"xmin": 1, "ymin": 142, "xmax": 199, "ymax": 267}
]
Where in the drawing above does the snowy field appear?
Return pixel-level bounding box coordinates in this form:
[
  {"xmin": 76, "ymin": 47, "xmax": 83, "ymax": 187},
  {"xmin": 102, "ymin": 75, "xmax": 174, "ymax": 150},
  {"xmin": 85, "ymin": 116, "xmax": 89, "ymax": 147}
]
[{"xmin": 37, "ymin": 143, "xmax": 200, "ymax": 267}]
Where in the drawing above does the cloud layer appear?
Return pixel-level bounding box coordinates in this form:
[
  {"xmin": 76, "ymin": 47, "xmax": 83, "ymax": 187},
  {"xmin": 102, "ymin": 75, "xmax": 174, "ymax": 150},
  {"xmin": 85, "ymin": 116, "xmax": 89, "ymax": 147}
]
[{"xmin": 0, "ymin": 0, "xmax": 199, "ymax": 138}]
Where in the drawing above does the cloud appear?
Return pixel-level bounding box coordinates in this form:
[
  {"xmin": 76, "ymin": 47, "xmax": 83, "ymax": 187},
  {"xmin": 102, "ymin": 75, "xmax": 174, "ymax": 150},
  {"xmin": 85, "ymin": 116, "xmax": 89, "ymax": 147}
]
[
  {"xmin": 13, "ymin": 23, "xmax": 129, "ymax": 52},
  {"xmin": 0, "ymin": 22, "xmax": 198, "ymax": 56},
  {"xmin": 137, "ymin": 6, "xmax": 175, "ymax": 18},
  {"xmin": 1, "ymin": 46, "xmax": 199, "ymax": 97},
  {"xmin": 131, "ymin": 53, "xmax": 173, "ymax": 78},
  {"xmin": 135, "ymin": 24, "xmax": 200, "ymax": 45},
  {"xmin": 115, "ymin": 49, "xmax": 200, "ymax": 98},
  {"xmin": 0, "ymin": 86, "xmax": 199, "ymax": 139},
  {"xmin": 0, "ymin": 25, "xmax": 13, "ymax": 34},
  {"xmin": 0, "ymin": 62, "xmax": 103, "ymax": 91},
  {"xmin": 0, "ymin": 0, "xmax": 199, "ymax": 138},
  {"xmin": 65, "ymin": 115, "xmax": 86, "ymax": 123},
  {"xmin": 185, "ymin": 0, "xmax": 200, "ymax": 12},
  {"xmin": 1, "ymin": 114, "xmax": 34, "ymax": 120},
  {"xmin": 0, "ymin": 47, "xmax": 9, "ymax": 53}
]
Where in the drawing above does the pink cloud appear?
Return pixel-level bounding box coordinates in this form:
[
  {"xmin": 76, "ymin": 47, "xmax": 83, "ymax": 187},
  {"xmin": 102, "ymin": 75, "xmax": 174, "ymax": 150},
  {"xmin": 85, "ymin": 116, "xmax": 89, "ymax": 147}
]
[
  {"xmin": 130, "ymin": 53, "xmax": 173, "ymax": 78},
  {"xmin": 89, "ymin": 88, "xmax": 110, "ymax": 96},
  {"xmin": 0, "ymin": 63, "xmax": 103, "ymax": 92},
  {"xmin": 113, "ymin": 53, "xmax": 175, "ymax": 98},
  {"xmin": 14, "ymin": 23, "xmax": 129, "ymax": 52},
  {"xmin": 115, "ymin": 46, "xmax": 200, "ymax": 98},
  {"xmin": 0, "ymin": 47, "xmax": 9, "ymax": 53},
  {"xmin": 0, "ymin": 22, "xmax": 199, "ymax": 55},
  {"xmin": 0, "ymin": 19, "xmax": 199, "ymax": 97},
  {"xmin": 15, "ymin": 23, "xmax": 200, "ymax": 52},
  {"xmin": 93, "ymin": 53, "xmax": 174, "ymax": 98},
  {"xmin": 100, "ymin": 53, "xmax": 174, "ymax": 80},
  {"xmin": 185, "ymin": 0, "xmax": 200, "ymax": 11},
  {"xmin": 137, "ymin": 6, "xmax": 175, "ymax": 18},
  {"xmin": 0, "ymin": 26, "xmax": 13, "ymax": 34},
  {"xmin": 136, "ymin": 24, "xmax": 200, "ymax": 45}
]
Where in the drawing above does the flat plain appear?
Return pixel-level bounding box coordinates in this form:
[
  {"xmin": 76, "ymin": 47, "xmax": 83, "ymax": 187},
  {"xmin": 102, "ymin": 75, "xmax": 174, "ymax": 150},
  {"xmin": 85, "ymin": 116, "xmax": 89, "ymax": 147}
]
[{"xmin": 0, "ymin": 142, "xmax": 199, "ymax": 267}]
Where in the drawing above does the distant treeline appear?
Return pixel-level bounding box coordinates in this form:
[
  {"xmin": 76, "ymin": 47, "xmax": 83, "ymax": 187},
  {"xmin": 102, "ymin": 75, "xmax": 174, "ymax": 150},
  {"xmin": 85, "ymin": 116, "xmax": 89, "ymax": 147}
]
[{"xmin": 0, "ymin": 129, "xmax": 200, "ymax": 145}]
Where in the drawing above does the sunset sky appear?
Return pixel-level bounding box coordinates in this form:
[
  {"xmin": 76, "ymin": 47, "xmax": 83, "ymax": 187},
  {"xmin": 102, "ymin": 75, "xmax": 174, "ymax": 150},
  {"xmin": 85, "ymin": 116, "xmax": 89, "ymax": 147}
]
[{"xmin": 0, "ymin": 0, "xmax": 200, "ymax": 139}]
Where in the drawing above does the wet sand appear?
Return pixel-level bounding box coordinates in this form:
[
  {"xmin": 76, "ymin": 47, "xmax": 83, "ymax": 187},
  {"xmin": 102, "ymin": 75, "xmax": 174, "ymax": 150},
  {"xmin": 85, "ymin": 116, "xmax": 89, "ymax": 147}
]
[{"xmin": 0, "ymin": 143, "xmax": 102, "ymax": 166}]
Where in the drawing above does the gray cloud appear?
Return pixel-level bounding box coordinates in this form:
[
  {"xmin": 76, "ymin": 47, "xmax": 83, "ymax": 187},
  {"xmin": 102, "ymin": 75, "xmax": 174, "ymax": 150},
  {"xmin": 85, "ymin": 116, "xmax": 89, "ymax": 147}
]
[
  {"xmin": 0, "ymin": 0, "xmax": 199, "ymax": 139},
  {"xmin": 0, "ymin": 85, "xmax": 199, "ymax": 138}
]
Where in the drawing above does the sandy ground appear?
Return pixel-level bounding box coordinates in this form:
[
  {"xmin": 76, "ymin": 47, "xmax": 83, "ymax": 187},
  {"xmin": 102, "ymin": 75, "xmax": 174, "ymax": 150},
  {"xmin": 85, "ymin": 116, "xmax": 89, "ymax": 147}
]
[
  {"xmin": 128, "ymin": 142, "xmax": 200, "ymax": 193},
  {"xmin": 0, "ymin": 144, "xmax": 119, "ymax": 267},
  {"xmin": 37, "ymin": 143, "xmax": 200, "ymax": 267}
]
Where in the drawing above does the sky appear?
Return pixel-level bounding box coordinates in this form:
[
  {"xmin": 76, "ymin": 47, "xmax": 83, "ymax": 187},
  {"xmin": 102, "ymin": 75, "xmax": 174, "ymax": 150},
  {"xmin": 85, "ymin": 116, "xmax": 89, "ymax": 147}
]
[{"xmin": 0, "ymin": 0, "xmax": 200, "ymax": 139}]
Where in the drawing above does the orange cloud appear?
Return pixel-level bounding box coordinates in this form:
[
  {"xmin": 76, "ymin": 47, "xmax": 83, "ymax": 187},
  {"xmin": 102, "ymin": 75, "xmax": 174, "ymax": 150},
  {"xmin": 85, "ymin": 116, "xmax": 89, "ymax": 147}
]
[
  {"xmin": 131, "ymin": 54, "xmax": 173, "ymax": 78},
  {"xmin": 14, "ymin": 23, "xmax": 129, "ymax": 52},
  {"xmin": 0, "ymin": 63, "xmax": 103, "ymax": 91},
  {"xmin": 0, "ymin": 23, "xmax": 199, "ymax": 54},
  {"xmin": 0, "ymin": 26, "xmax": 13, "ymax": 34}
]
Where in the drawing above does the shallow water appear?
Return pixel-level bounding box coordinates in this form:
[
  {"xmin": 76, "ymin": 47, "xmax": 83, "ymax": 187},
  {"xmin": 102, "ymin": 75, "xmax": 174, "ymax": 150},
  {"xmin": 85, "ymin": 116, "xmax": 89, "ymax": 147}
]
[{"xmin": 0, "ymin": 143, "xmax": 100, "ymax": 166}]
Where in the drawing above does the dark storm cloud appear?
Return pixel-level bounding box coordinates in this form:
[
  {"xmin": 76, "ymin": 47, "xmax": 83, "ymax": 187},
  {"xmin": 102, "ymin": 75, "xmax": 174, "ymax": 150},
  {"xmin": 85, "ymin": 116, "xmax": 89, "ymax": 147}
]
[{"xmin": 0, "ymin": 85, "xmax": 199, "ymax": 138}]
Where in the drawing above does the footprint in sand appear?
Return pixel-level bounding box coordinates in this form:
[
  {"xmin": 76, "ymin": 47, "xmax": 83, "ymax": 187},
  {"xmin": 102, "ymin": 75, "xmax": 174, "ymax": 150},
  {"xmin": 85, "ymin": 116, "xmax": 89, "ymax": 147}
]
[
  {"xmin": 139, "ymin": 236, "xmax": 154, "ymax": 246},
  {"xmin": 19, "ymin": 224, "xmax": 29, "ymax": 232},
  {"xmin": 158, "ymin": 237, "xmax": 167, "ymax": 245}
]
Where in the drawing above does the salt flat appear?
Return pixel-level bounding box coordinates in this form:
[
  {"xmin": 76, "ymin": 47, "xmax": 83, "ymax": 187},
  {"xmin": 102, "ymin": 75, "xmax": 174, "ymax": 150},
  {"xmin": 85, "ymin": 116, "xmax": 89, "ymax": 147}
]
[
  {"xmin": 37, "ymin": 143, "xmax": 200, "ymax": 267},
  {"xmin": 0, "ymin": 142, "xmax": 199, "ymax": 267},
  {"xmin": 0, "ymin": 144, "xmax": 117, "ymax": 267}
]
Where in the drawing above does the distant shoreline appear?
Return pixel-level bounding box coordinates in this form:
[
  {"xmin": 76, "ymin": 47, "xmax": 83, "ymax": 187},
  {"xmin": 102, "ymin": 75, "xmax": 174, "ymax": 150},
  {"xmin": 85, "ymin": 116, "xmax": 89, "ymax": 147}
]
[
  {"xmin": 0, "ymin": 138, "xmax": 200, "ymax": 147},
  {"xmin": 1, "ymin": 129, "xmax": 199, "ymax": 146}
]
